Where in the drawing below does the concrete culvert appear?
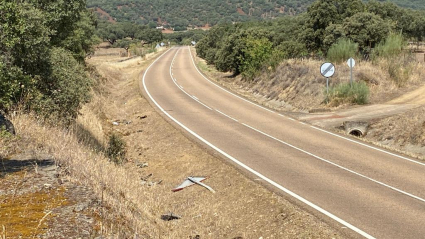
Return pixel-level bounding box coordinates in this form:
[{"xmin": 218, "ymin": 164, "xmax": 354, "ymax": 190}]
[
  {"xmin": 349, "ymin": 129, "xmax": 364, "ymax": 137},
  {"xmin": 343, "ymin": 121, "xmax": 369, "ymax": 137}
]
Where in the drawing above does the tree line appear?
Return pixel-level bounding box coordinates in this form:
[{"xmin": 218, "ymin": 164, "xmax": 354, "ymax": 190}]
[
  {"xmin": 86, "ymin": 0, "xmax": 425, "ymax": 30},
  {"xmin": 196, "ymin": 0, "xmax": 425, "ymax": 80},
  {"xmin": 87, "ymin": 0, "xmax": 312, "ymax": 29},
  {"xmin": 0, "ymin": 0, "xmax": 97, "ymax": 125}
]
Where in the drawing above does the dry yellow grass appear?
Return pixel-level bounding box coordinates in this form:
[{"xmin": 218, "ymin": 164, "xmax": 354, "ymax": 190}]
[
  {"xmin": 1, "ymin": 49, "xmax": 342, "ymax": 238},
  {"xmin": 192, "ymin": 47, "xmax": 425, "ymax": 111}
]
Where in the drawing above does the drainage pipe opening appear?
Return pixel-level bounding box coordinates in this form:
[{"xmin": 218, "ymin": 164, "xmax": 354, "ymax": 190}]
[{"xmin": 349, "ymin": 129, "xmax": 363, "ymax": 137}]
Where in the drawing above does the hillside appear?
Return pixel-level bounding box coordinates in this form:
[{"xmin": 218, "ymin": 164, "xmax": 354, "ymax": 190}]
[
  {"xmin": 87, "ymin": 0, "xmax": 313, "ymax": 28},
  {"xmin": 87, "ymin": 0, "xmax": 425, "ymax": 28}
]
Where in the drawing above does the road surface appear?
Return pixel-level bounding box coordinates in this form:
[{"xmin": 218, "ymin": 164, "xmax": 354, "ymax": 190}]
[{"xmin": 142, "ymin": 47, "xmax": 425, "ymax": 239}]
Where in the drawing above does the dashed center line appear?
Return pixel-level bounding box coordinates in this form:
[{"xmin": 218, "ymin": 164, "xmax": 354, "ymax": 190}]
[
  {"xmin": 144, "ymin": 47, "xmax": 375, "ymax": 239},
  {"xmin": 216, "ymin": 109, "xmax": 239, "ymax": 122}
]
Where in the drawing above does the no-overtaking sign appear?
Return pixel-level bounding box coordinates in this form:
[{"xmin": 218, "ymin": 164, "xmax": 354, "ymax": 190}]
[{"xmin": 320, "ymin": 63, "xmax": 335, "ymax": 78}]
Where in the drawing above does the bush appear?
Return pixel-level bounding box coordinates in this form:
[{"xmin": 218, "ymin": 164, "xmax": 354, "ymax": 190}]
[
  {"xmin": 373, "ymin": 33, "xmax": 405, "ymax": 59},
  {"xmin": 327, "ymin": 39, "xmax": 358, "ymax": 63},
  {"xmin": 106, "ymin": 133, "xmax": 127, "ymax": 165},
  {"xmin": 0, "ymin": 57, "xmax": 35, "ymax": 111},
  {"xmin": 387, "ymin": 59, "xmax": 411, "ymax": 87},
  {"xmin": 269, "ymin": 41, "xmax": 308, "ymax": 69},
  {"xmin": 240, "ymin": 37, "xmax": 273, "ymax": 80},
  {"xmin": 327, "ymin": 81, "xmax": 369, "ymax": 106},
  {"xmin": 34, "ymin": 47, "xmax": 92, "ymax": 125}
]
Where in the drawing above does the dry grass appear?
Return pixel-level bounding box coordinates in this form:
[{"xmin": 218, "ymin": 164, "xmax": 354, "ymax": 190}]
[
  {"xmin": 192, "ymin": 47, "xmax": 425, "ymax": 111},
  {"xmin": 365, "ymin": 105, "xmax": 425, "ymax": 158},
  {"xmin": 0, "ymin": 49, "xmax": 342, "ymax": 238}
]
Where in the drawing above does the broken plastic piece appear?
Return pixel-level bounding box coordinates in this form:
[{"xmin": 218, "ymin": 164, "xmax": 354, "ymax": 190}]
[{"xmin": 172, "ymin": 176, "xmax": 215, "ymax": 193}]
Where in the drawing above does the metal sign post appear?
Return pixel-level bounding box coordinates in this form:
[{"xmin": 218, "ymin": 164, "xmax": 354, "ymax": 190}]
[
  {"xmin": 327, "ymin": 77, "xmax": 329, "ymax": 94},
  {"xmin": 347, "ymin": 57, "xmax": 355, "ymax": 87}
]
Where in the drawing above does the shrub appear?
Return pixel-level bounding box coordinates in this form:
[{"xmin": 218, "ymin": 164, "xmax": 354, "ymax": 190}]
[
  {"xmin": 373, "ymin": 33, "xmax": 405, "ymax": 59},
  {"xmin": 0, "ymin": 57, "xmax": 35, "ymax": 111},
  {"xmin": 106, "ymin": 133, "xmax": 127, "ymax": 165},
  {"xmin": 387, "ymin": 59, "xmax": 411, "ymax": 87},
  {"xmin": 327, "ymin": 81, "xmax": 369, "ymax": 106},
  {"xmin": 269, "ymin": 41, "xmax": 308, "ymax": 69},
  {"xmin": 327, "ymin": 39, "xmax": 358, "ymax": 63},
  {"xmin": 34, "ymin": 47, "xmax": 92, "ymax": 125},
  {"xmin": 240, "ymin": 37, "xmax": 273, "ymax": 80}
]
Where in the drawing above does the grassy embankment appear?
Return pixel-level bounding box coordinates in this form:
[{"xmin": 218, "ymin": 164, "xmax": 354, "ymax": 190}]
[{"xmin": 1, "ymin": 47, "xmax": 342, "ymax": 238}]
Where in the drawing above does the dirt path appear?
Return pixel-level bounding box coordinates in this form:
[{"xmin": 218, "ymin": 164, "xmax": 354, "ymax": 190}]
[
  {"xmin": 297, "ymin": 84, "xmax": 425, "ymax": 128},
  {"xmin": 388, "ymin": 83, "xmax": 425, "ymax": 104},
  {"xmin": 298, "ymin": 104, "xmax": 419, "ymax": 128}
]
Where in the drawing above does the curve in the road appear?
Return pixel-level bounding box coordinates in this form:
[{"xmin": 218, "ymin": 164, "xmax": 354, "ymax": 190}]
[
  {"xmin": 143, "ymin": 48, "xmax": 374, "ymax": 238},
  {"xmin": 143, "ymin": 47, "xmax": 425, "ymax": 239}
]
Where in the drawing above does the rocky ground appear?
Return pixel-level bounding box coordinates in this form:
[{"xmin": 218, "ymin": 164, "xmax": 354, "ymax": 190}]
[{"xmin": 0, "ymin": 153, "xmax": 103, "ymax": 238}]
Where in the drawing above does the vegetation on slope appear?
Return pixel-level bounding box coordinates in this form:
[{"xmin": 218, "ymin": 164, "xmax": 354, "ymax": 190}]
[
  {"xmin": 196, "ymin": 0, "xmax": 425, "ymax": 81},
  {"xmin": 0, "ymin": 0, "xmax": 97, "ymax": 125},
  {"xmin": 86, "ymin": 0, "xmax": 425, "ymax": 29},
  {"xmin": 87, "ymin": 0, "xmax": 312, "ymax": 28}
]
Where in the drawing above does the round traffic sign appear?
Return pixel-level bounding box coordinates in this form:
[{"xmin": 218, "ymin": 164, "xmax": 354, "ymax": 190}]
[
  {"xmin": 347, "ymin": 57, "xmax": 355, "ymax": 68},
  {"xmin": 320, "ymin": 63, "xmax": 335, "ymax": 78}
]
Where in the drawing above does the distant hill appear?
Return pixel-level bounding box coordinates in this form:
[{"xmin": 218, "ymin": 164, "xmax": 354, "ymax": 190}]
[{"xmin": 87, "ymin": 0, "xmax": 425, "ymax": 28}]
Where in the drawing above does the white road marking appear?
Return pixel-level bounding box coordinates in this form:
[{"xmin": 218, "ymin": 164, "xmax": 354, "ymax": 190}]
[
  {"xmin": 169, "ymin": 49, "xmax": 211, "ymax": 111},
  {"xmin": 143, "ymin": 47, "xmax": 375, "ymax": 239},
  {"xmin": 188, "ymin": 47, "xmax": 276, "ymax": 114},
  {"xmin": 242, "ymin": 123, "xmax": 425, "ymax": 204},
  {"xmin": 188, "ymin": 47, "xmax": 425, "ymax": 168},
  {"xmin": 310, "ymin": 126, "xmax": 425, "ymax": 167},
  {"xmin": 216, "ymin": 109, "xmax": 239, "ymax": 122}
]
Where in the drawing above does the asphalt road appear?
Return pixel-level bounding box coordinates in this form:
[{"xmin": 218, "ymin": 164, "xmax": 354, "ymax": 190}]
[{"xmin": 142, "ymin": 47, "xmax": 425, "ymax": 239}]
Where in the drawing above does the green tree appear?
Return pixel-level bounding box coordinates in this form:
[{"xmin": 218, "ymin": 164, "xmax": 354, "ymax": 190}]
[
  {"xmin": 0, "ymin": 0, "xmax": 95, "ymax": 123},
  {"xmin": 58, "ymin": 10, "xmax": 98, "ymax": 62},
  {"xmin": 240, "ymin": 37, "xmax": 273, "ymax": 80},
  {"xmin": 323, "ymin": 23, "xmax": 345, "ymax": 51},
  {"xmin": 302, "ymin": 0, "xmax": 364, "ymax": 52},
  {"xmin": 28, "ymin": 0, "xmax": 87, "ymax": 49},
  {"xmin": 35, "ymin": 48, "xmax": 92, "ymax": 124},
  {"xmin": 0, "ymin": 57, "xmax": 34, "ymax": 111},
  {"xmin": 196, "ymin": 24, "xmax": 234, "ymax": 65},
  {"xmin": 0, "ymin": 1, "xmax": 51, "ymax": 77},
  {"xmin": 135, "ymin": 28, "xmax": 163, "ymax": 44},
  {"xmin": 343, "ymin": 12, "xmax": 391, "ymax": 52}
]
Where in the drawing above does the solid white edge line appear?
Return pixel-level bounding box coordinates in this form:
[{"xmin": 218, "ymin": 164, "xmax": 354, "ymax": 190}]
[
  {"xmin": 187, "ymin": 47, "xmax": 276, "ymax": 114},
  {"xmin": 188, "ymin": 47, "xmax": 425, "ymax": 168},
  {"xmin": 241, "ymin": 123, "xmax": 425, "ymax": 204},
  {"xmin": 143, "ymin": 47, "xmax": 375, "ymax": 239},
  {"xmin": 216, "ymin": 109, "xmax": 239, "ymax": 122},
  {"xmin": 169, "ymin": 48, "xmax": 212, "ymax": 111},
  {"xmin": 310, "ymin": 126, "xmax": 425, "ymax": 167}
]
